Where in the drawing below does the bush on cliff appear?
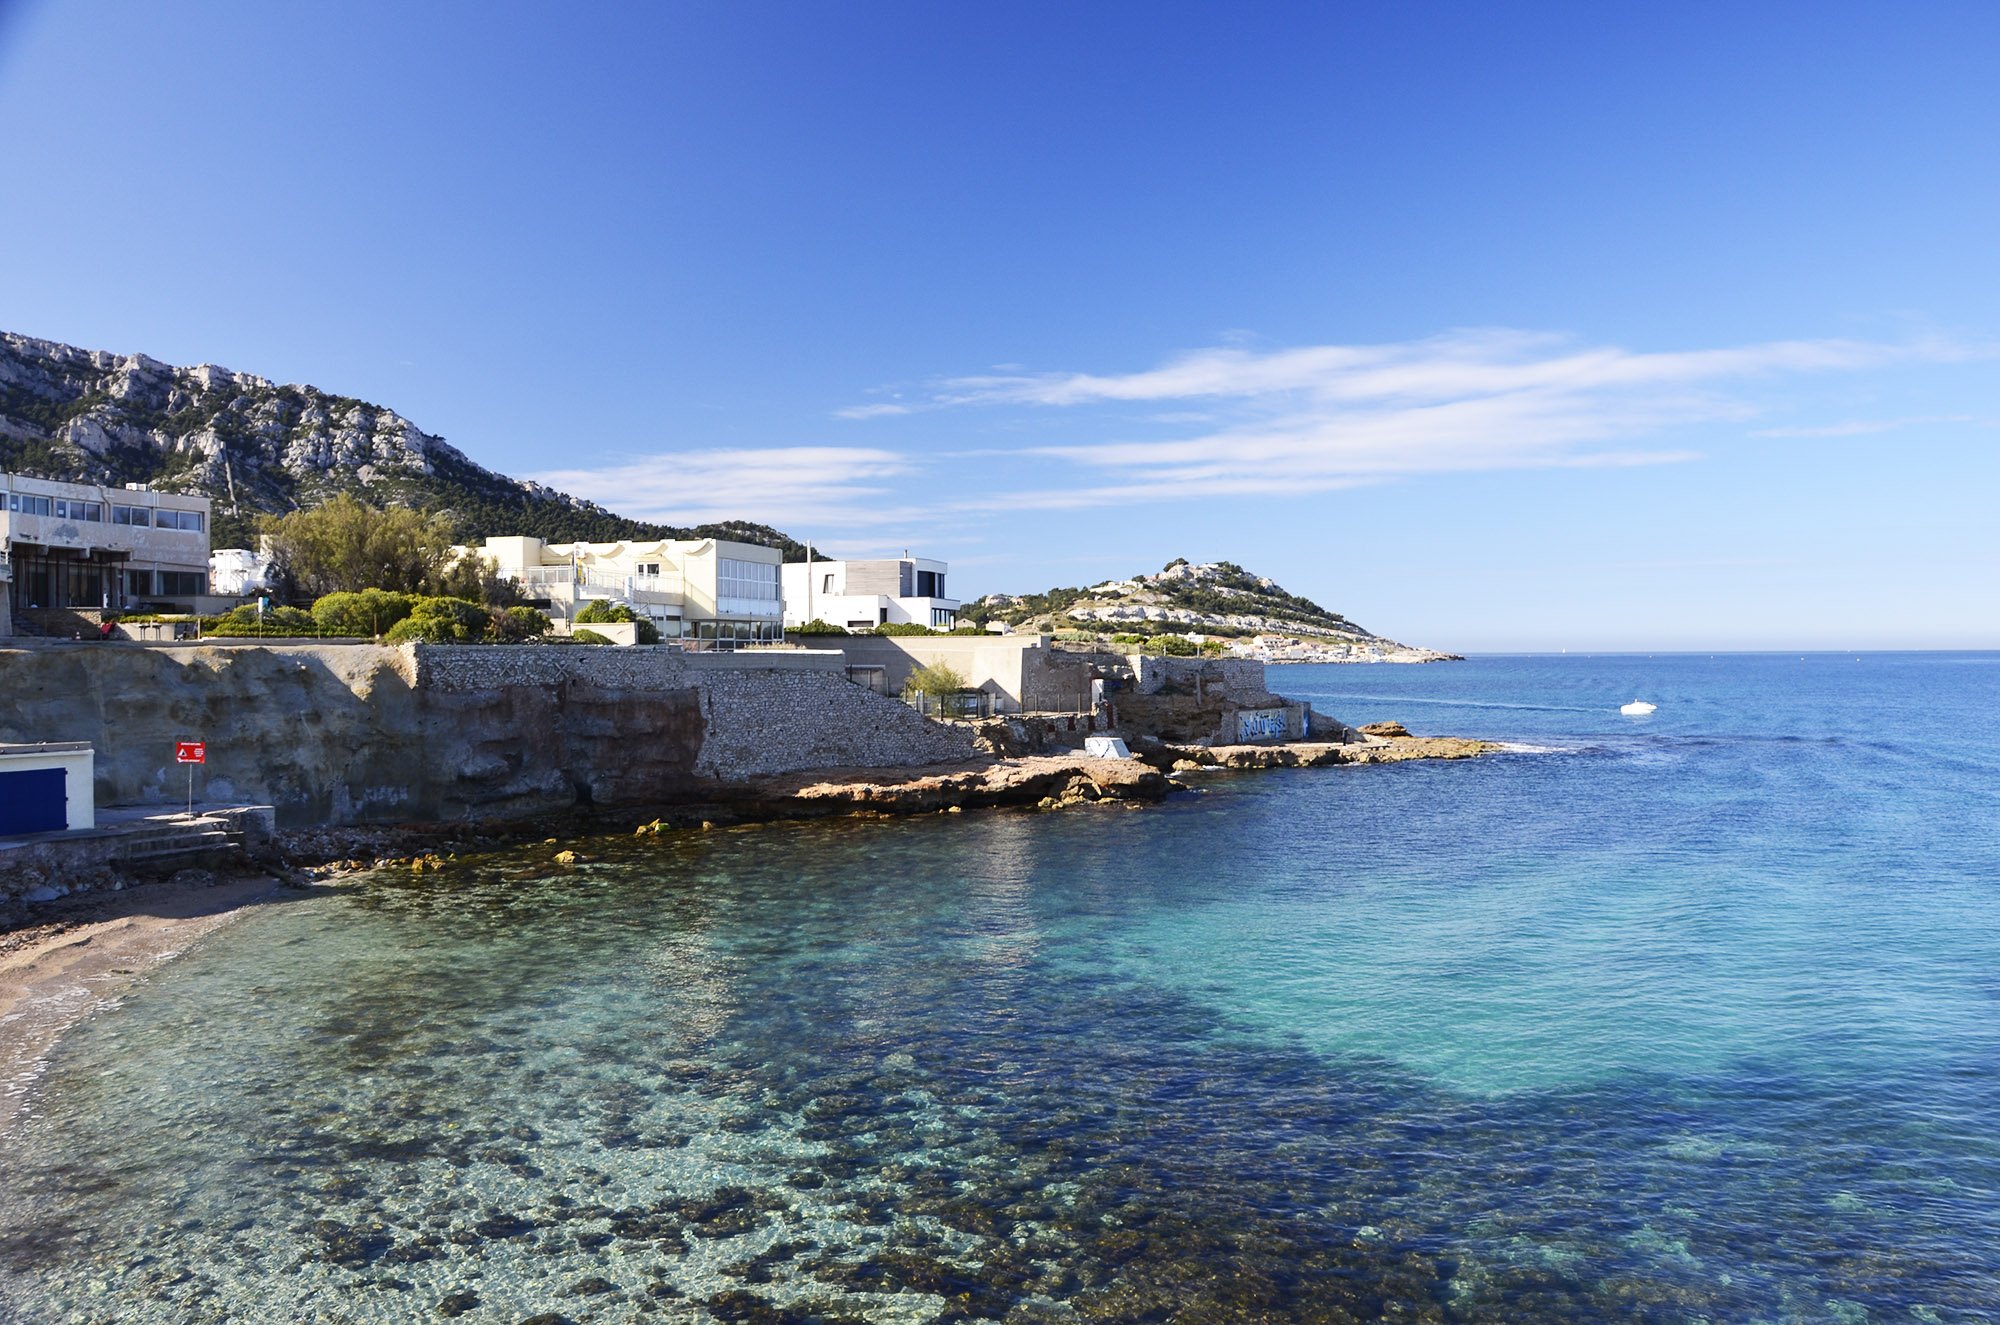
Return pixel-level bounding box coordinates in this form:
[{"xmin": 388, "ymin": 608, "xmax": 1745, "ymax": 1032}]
[
  {"xmin": 311, "ymin": 589, "xmax": 416, "ymax": 638},
  {"xmin": 382, "ymin": 596, "xmax": 489, "ymax": 644},
  {"xmin": 571, "ymin": 628, "xmax": 613, "ymax": 645}
]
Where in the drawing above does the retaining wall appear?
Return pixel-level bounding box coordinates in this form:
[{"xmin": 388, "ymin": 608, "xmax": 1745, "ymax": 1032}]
[{"xmin": 0, "ymin": 641, "xmax": 976, "ymax": 828}]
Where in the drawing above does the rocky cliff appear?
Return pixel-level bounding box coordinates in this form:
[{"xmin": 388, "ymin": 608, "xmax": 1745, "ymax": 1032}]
[{"xmin": 0, "ymin": 331, "xmax": 803, "ymax": 555}]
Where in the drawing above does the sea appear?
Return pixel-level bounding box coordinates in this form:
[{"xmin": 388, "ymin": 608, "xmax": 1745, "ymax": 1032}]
[{"xmin": 2, "ymin": 652, "xmax": 1997, "ymax": 1324}]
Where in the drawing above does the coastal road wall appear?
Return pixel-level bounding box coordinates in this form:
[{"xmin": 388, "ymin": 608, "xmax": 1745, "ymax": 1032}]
[{"xmin": 0, "ymin": 642, "xmax": 975, "ymax": 827}]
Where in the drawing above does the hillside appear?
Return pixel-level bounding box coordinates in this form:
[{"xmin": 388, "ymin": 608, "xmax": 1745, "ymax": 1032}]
[
  {"xmin": 967, "ymin": 558, "xmax": 1427, "ymax": 649},
  {"xmin": 0, "ymin": 332, "xmax": 804, "ymax": 556}
]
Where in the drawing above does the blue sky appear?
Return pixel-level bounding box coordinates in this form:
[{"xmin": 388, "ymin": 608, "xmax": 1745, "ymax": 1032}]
[{"xmin": 1, "ymin": 1, "xmax": 1995, "ymax": 649}]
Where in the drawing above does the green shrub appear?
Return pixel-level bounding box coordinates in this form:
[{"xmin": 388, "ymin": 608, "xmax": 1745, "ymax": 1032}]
[
  {"xmin": 795, "ymin": 619, "xmax": 847, "ymax": 635},
  {"xmin": 1160, "ymin": 636, "xmax": 1199, "ymax": 656},
  {"xmin": 382, "ymin": 596, "xmax": 488, "ymax": 644},
  {"xmin": 571, "ymin": 628, "xmax": 613, "ymax": 645},
  {"xmin": 873, "ymin": 622, "xmax": 934, "ymax": 636},
  {"xmin": 490, "ymin": 605, "xmax": 552, "ymax": 643},
  {"xmin": 574, "ymin": 599, "xmax": 633, "ymax": 623},
  {"xmin": 206, "ymin": 604, "xmax": 317, "ymax": 636},
  {"xmin": 570, "ymin": 599, "xmax": 660, "ymax": 643},
  {"xmin": 311, "ymin": 589, "xmax": 416, "ymax": 638}
]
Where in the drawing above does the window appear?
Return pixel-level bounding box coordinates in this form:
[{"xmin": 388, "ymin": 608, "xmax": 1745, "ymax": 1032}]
[
  {"xmin": 636, "ymin": 562, "xmax": 661, "ymax": 576},
  {"xmin": 125, "ymin": 569, "xmax": 155, "ymax": 597},
  {"xmin": 8, "ymin": 494, "xmax": 52, "ymax": 516},
  {"xmin": 158, "ymin": 570, "xmax": 206, "ymax": 596},
  {"xmin": 932, "ymin": 607, "xmax": 958, "ymax": 628},
  {"xmin": 916, "ymin": 570, "xmax": 943, "ymax": 598},
  {"xmin": 55, "ymin": 500, "xmax": 103, "ymax": 522},
  {"xmin": 718, "ymin": 557, "xmax": 779, "ymax": 601},
  {"xmin": 113, "ymin": 505, "xmax": 150, "ymax": 527},
  {"xmin": 822, "ymin": 573, "xmax": 835, "ymax": 593},
  {"xmin": 155, "ymin": 509, "xmax": 204, "ymax": 532}
]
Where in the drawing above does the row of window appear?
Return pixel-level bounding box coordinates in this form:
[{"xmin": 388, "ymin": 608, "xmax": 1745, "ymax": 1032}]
[
  {"xmin": 127, "ymin": 569, "xmax": 207, "ymax": 597},
  {"xmin": 5, "ymin": 493, "xmax": 204, "ymax": 530},
  {"xmin": 718, "ymin": 557, "xmax": 781, "ymax": 601}
]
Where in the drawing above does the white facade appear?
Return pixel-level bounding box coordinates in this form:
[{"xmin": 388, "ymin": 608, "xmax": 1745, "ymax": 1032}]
[
  {"xmin": 2, "ymin": 473, "xmax": 214, "ymax": 634},
  {"xmin": 782, "ymin": 555, "xmax": 959, "ymax": 631},
  {"xmin": 463, "ymin": 535, "xmax": 785, "ymax": 647}
]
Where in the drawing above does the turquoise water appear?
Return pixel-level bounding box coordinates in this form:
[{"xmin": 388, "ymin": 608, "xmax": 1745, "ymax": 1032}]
[{"xmin": 3, "ymin": 653, "xmax": 1998, "ymax": 1323}]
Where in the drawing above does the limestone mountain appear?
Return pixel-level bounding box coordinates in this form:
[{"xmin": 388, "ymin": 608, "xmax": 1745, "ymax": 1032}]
[
  {"xmin": 969, "ymin": 558, "xmax": 1417, "ymax": 646},
  {"xmin": 0, "ymin": 331, "xmax": 804, "ymax": 556}
]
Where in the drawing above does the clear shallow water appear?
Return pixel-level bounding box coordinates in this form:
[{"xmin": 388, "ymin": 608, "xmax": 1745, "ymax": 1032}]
[{"xmin": 3, "ymin": 653, "xmax": 1998, "ymax": 1324}]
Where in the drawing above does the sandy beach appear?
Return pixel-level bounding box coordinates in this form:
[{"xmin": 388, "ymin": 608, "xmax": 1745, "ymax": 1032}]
[{"xmin": 0, "ymin": 874, "xmax": 284, "ymax": 1136}]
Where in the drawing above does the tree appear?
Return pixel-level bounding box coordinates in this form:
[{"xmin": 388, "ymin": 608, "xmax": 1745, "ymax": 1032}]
[
  {"xmin": 259, "ymin": 495, "xmax": 457, "ymax": 600},
  {"xmin": 903, "ymin": 661, "xmax": 968, "ymax": 701},
  {"xmin": 433, "ymin": 550, "xmax": 528, "ymax": 608}
]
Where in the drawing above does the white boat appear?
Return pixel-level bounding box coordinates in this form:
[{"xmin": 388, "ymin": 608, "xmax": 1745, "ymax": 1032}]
[{"xmin": 1620, "ymin": 700, "xmax": 1657, "ymax": 715}]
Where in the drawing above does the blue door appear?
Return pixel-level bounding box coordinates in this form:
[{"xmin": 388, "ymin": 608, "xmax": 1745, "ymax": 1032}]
[{"xmin": 0, "ymin": 767, "xmax": 67, "ymax": 835}]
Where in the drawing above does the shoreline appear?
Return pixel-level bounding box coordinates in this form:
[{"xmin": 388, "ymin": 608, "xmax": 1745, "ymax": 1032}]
[
  {"xmin": 0, "ymin": 873, "xmax": 287, "ymax": 1136},
  {"xmin": 0, "ymin": 732, "xmax": 1496, "ymax": 1137}
]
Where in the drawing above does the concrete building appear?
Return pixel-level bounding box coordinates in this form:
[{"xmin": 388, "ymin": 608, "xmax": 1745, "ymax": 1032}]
[
  {"xmin": 2, "ymin": 472, "xmax": 216, "ymax": 636},
  {"xmin": 784, "ymin": 553, "xmax": 959, "ymax": 630},
  {"xmin": 462, "ymin": 535, "xmax": 786, "ymax": 647}
]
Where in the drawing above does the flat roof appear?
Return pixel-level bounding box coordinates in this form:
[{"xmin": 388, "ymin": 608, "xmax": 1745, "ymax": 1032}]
[{"xmin": 0, "ymin": 741, "xmax": 93, "ymax": 755}]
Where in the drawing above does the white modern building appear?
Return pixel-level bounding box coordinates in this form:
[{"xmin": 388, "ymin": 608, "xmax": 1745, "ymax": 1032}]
[
  {"xmin": 462, "ymin": 535, "xmax": 785, "ymax": 647},
  {"xmin": 2, "ymin": 472, "xmax": 216, "ymax": 636},
  {"xmin": 782, "ymin": 554, "xmax": 959, "ymax": 631}
]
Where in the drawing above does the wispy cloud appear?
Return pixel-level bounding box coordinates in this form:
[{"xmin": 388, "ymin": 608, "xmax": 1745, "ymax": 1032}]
[
  {"xmin": 836, "ymin": 329, "xmax": 1984, "ymax": 507},
  {"xmin": 532, "ymin": 446, "xmax": 927, "ymax": 530},
  {"xmin": 832, "ymin": 402, "xmax": 912, "ymax": 420},
  {"xmin": 1751, "ymin": 414, "xmax": 1976, "ymax": 437}
]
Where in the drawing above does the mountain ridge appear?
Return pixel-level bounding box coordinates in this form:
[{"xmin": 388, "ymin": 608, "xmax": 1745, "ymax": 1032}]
[{"xmin": 0, "ymin": 331, "xmax": 804, "ymax": 556}]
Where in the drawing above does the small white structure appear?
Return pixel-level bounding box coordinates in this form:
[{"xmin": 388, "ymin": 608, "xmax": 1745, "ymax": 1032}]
[
  {"xmin": 1620, "ymin": 700, "xmax": 1657, "ymax": 715},
  {"xmin": 784, "ymin": 552, "xmax": 959, "ymax": 631},
  {"xmin": 208, "ymin": 547, "xmax": 273, "ymax": 597},
  {"xmin": 0, "ymin": 742, "xmax": 95, "ymax": 834},
  {"xmin": 1083, "ymin": 735, "xmax": 1132, "ymax": 759}
]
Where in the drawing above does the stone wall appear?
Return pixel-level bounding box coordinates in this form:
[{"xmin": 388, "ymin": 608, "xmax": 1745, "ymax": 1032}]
[{"xmin": 0, "ymin": 641, "xmax": 975, "ymax": 827}]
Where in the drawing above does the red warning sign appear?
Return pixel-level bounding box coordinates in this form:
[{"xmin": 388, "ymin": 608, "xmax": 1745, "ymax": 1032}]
[{"xmin": 175, "ymin": 741, "xmax": 206, "ymax": 764}]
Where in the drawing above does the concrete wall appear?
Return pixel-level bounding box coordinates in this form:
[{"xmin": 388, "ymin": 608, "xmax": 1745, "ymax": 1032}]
[
  {"xmin": 825, "ymin": 635, "xmax": 1096, "ymax": 713},
  {"xmin": 0, "ymin": 641, "xmax": 975, "ymax": 827}
]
